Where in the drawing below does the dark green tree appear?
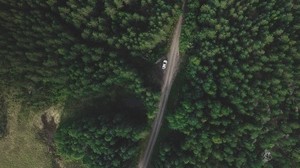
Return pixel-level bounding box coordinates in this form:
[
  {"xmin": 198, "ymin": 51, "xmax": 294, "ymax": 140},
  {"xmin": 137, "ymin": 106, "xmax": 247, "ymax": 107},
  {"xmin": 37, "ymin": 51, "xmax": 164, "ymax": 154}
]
[
  {"xmin": 155, "ymin": 0, "xmax": 300, "ymax": 167},
  {"xmin": 55, "ymin": 113, "xmax": 146, "ymax": 168}
]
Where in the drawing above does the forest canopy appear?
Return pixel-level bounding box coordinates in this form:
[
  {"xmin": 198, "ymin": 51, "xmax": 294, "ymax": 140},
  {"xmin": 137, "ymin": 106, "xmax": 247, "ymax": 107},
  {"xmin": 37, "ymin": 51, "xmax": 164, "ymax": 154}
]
[
  {"xmin": 0, "ymin": 0, "xmax": 182, "ymax": 166},
  {"xmin": 0, "ymin": 0, "xmax": 181, "ymax": 107},
  {"xmin": 154, "ymin": 0, "xmax": 300, "ymax": 168},
  {"xmin": 55, "ymin": 93, "xmax": 148, "ymax": 168},
  {"xmin": 0, "ymin": 0, "xmax": 299, "ymax": 168}
]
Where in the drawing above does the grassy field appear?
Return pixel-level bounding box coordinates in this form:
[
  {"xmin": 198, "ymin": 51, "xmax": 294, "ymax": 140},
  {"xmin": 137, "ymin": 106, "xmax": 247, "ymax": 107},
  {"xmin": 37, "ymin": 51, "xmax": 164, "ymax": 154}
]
[{"xmin": 0, "ymin": 90, "xmax": 53, "ymax": 168}]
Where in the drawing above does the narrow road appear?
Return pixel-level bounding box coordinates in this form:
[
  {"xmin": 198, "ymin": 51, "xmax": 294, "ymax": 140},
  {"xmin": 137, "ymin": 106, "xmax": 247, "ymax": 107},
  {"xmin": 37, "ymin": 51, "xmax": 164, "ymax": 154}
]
[{"xmin": 138, "ymin": 15, "xmax": 183, "ymax": 168}]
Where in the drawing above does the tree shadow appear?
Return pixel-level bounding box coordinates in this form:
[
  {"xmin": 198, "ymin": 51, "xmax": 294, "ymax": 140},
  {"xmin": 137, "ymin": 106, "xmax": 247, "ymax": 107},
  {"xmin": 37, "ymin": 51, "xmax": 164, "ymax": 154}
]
[{"xmin": 61, "ymin": 90, "xmax": 148, "ymax": 127}]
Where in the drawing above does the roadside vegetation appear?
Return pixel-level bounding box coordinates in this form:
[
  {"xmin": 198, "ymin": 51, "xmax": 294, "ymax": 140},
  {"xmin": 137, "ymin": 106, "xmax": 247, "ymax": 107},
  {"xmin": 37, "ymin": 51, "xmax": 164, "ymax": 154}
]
[
  {"xmin": 0, "ymin": 0, "xmax": 181, "ymax": 109},
  {"xmin": 154, "ymin": 0, "xmax": 300, "ymax": 167},
  {"xmin": 55, "ymin": 94, "xmax": 148, "ymax": 168}
]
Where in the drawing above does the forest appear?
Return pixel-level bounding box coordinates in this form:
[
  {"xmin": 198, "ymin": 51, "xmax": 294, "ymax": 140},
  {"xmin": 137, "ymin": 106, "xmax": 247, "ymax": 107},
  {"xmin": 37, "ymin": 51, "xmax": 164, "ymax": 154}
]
[
  {"xmin": 154, "ymin": 0, "xmax": 300, "ymax": 168},
  {"xmin": 55, "ymin": 93, "xmax": 148, "ymax": 168},
  {"xmin": 0, "ymin": 0, "xmax": 299, "ymax": 168}
]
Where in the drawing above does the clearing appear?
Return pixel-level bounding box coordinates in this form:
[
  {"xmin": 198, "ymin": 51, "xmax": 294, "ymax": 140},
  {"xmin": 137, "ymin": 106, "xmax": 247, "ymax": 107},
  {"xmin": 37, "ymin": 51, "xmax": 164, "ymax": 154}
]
[{"xmin": 0, "ymin": 90, "xmax": 52, "ymax": 168}]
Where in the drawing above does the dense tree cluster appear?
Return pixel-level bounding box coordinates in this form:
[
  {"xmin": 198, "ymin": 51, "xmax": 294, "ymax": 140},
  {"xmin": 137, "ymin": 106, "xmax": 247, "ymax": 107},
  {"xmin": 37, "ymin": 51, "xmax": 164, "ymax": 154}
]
[
  {"xmin": 0, "ymin": 0, "xmax": 180, "ymax": 108},
  {"xmin": 0, "ymin": 0, "xmax": 181, "ymax": 166},
  {"xmin": 1, "ymin": 0, "xmax": 299, "ymax": 167},
  {"xmin": 155, "ymin": 0, "xmax": 300, "ymax": 167},
  {"xmin": 55, "ymin": 112, "xmax": 146, "ymax": 168}
]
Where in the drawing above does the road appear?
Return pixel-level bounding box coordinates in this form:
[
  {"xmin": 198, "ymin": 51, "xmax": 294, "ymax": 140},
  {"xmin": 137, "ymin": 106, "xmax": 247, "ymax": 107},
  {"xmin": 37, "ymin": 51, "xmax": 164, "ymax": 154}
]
[{"xmin": 138, "ymin": 15, "xmax": 183, "ymax": 168}]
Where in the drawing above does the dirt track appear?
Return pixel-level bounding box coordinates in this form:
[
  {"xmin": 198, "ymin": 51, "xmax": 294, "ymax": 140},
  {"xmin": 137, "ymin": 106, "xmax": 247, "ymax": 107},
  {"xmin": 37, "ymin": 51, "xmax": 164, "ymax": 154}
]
[{"xmin": 138, "ymin": 15, "xmax": 183, "ymax": 168}]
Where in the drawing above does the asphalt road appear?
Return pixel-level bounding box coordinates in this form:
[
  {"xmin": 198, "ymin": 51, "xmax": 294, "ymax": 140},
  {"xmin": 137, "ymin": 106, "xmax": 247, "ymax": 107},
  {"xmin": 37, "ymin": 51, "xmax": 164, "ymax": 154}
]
[{"xmin": 138, "ymin": 15, "xmax": 183, "ymax": 168}]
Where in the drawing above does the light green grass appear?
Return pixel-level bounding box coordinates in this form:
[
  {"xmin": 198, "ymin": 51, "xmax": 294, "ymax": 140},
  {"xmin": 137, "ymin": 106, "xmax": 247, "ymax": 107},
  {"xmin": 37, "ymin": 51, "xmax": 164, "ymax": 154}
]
[{"xmin": 0, "ymin": 92, "xmax": 52, "ymax": 168}]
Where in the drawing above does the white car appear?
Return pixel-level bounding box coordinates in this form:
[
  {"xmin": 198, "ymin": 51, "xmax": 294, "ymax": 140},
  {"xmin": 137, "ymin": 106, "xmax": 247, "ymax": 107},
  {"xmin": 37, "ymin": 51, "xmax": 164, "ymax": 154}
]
[{"xmin": 162, "ymin": 60, "xmax": 168, "ymax": 70}]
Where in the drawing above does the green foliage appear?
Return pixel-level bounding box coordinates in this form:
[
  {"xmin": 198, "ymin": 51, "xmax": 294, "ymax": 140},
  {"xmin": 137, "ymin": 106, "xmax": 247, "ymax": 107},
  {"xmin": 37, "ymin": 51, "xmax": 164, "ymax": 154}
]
[
  {"xmin": 55, "ymin": 111, "xmax": 146, "ymax": 168},
  {"xmin": 55, "ymin": 98, "xmax": 146, "ymax": 168},
  {"xmin": 0, "ymin": 0, "xmax": 182, "ymax": 167},
  {"xmin": 55, "ymin": 91, "xmax": 148, "ymax": 167},
  {"xmin": 0, "ymin": 0, "xmax": 181, "ymax": 108},
  {"xmin": 155, "ymin": 0, "xmax": 300, "ymax": 167},
  {"xmin": 1, "ymin": 0, "xmax": 299, "ymax": 167}
]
